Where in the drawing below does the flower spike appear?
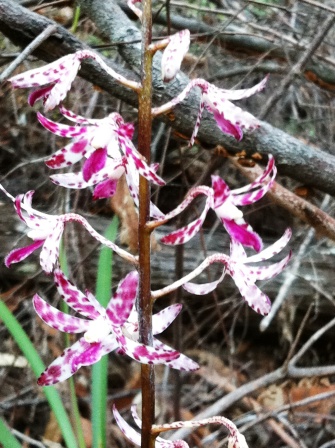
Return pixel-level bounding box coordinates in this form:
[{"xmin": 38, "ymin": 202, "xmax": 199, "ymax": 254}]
[{"xmin": 113, "ymin": 404, "xmax": 249, "ymax": 448}]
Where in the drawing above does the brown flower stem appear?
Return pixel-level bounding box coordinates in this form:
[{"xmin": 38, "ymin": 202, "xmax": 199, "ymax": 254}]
[{"xmin": 137, "ymin": 1, "xmax": 155, "ymax": 447}]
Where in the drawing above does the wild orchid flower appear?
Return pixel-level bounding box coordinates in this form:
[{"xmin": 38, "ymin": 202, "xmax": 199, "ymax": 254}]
[
  {"xmin": 37, "ymin": 106, "xmax": 165, "ymax": 218},
  {"xmin": 160, "ymin": 156, "xmax": 276, "ymax": 251},
  {"xmin": 35, "ymin": 269, "xmax": 198, "ymax": 385},
  {"xmin": 113, "ymin": 404, "xmax": 249, "ymax": 448},
  {"xmin": 8, "ymin": 49, "xmax": 140, "ymax": 111},
  {"xmin": 183, "ymin": 228, "xmax": 292, "ymax": 316},
  {"xmin": 161, "ymin": 30, "xmax": 191, "ymax": 83},
  {"xmin": 1, "ymin": 185, "xmax": 137, "ymax": 271},
  {"xmin": 152, "ymin": 76, "xmax": 268, "ymax": 145},
  {"xmin": 2, "ymin": 188, "xmax": 66, "ymax": 273}
]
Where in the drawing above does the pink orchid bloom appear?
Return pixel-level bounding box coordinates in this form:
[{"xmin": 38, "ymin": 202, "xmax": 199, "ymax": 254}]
[
  {"xmin": 161, "ymin": 30, "xmax": 190, "ymax": 83},
  {"xmin": 113, "ymin": 404, "xmax": 249, "ymax": 448},
  {"xmin": 37, "ymin": 107, "xmax": 164, "ymax": 218},
  {"xmin": 9, "ymin": 50, "xmax": 139, "ymax": 111},
  {"xmin": 2, "ymin": 188, "xmax": 65, "ymax": 273},
  {"xmin": 1, "ymin": 185, "xmax": 137, "ymax": 272},
  {"xmin": 35, "ymin": 269, "xmax": 198, "ymax": 385},
  {"xmin": 182, "ymin": 228, "xmax": 292, "ymax": 316},
  {"xmin": 161, "ymin": 155, "xmax": 276, "ymax": 251},
  {"xmin": 152, "ymin": 76, "xmax": 268, "ymax": 145}
]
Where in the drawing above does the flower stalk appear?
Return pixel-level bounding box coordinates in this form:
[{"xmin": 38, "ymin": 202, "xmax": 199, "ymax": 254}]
[{"xmin": 137, "ymin": 1, "xmax": 156, "ymax": 447}]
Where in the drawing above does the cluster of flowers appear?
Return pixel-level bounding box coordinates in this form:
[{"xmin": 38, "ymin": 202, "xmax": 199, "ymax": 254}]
[{"xmin": 3, "ymin": 15, "xmax": 291, "ymax": 447}]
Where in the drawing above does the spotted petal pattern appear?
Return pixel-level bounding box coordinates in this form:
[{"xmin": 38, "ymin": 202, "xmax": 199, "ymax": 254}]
[
  {"xmin": 9, "ymin": 49, "xmax": 140, "ymax": 111},
  {"xmin": 35, "ymin": 269, "xmax": 198, "ymax": 385},
  {"xmin": 3, "ymin": 189, "xmax": 64, "ymax": 273},
  {"xmin": 0, "ymin": 184, "xmax": 137, "ymax": 271},
  {"xmin": 113, "ymin": 405, "xmax": 249, "ymax": 448},
  {"xmin": 37, "ymin": 108, "xmax": 165, "ymax": 209},
  {"xmin": 183, "ymin": 229, "xmax": 292, "ymax": 316},
  {"xmin": 161, "ymin": 156, "xmax": 275, "ymax": 251},
  {"xmin": 162, "ymin": 30, "xmax": 190, "ymax": 83},
  {"xmin": 152, "ymin": 76, "xmax": 268, "ymax": 145}
]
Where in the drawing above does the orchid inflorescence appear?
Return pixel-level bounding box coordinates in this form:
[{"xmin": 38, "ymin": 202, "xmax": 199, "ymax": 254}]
[{"xmin": 3, "ymin": 15, "xmax": 291, "ymax": 447}]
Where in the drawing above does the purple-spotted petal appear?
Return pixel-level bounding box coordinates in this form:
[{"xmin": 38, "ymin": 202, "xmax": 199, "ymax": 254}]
[
  {"xmin": 119, "ymin": 134, "xmax": 165, "ymax": 186},
  {"xmin": 152, "ymin": 304, "xmax": 182, "ymax": 335},
  {"xmin": 244, "ymin": 252, "xmax": 292, "ymax": 282},
  {"xmin": 28, "ymin": 85, "xmax": 53, "ymax": 106},
  {"xmin": 106, "ymin": 271, "xmax": 139, "ymax": 326},
  {"xmin": 82, "ymin": 148, "xmax": 107, "ymax": 182},
  {"xmin": 183, "ymin": 270, "xmax": 226, "ymax": 296},
  {"xmin": 153, "ymin": 340, "xmax": 199, "ymax": 371},
  {"xmin": 213, "ymin": 109, "xmax": 243, "ymax": 141},
  {"xmin": 113, "ymin": 327, "xmax": 180, "ymax": 365},
  {"xmin": 5, "ymin": 240, "xmax": 44, "ymax": 267},
  {"xmin": 219, "ymin": 75, "xmax": 268, "ymax": 101},
  {"xmin": 93, "ymin": 179, "xmax": 118, "ymax": 199},
  {"xmin": 37, "ymin": 112, "xmax": 90, "ymax": 138},
  {"xmin": 33, "ymin": 294, "xmax": 91, "ymax": 333},
  {"xmin": 9, "ymin": 54, "xmax": 81, "ymax": 111},
  {"xmin": 245, "ymin": 228, "xmax": 292, "ymax": 263},
  {"xmin": 160, "ymin": 186, "xmax": 214, "ymax": 245},
  {"xmin": 223, "ymin": 218, "xmax": 263, "ymax": 252},
  {"xmin": 211, "ymin": 175, "xmax": 231, "ymax": 209},
  {"xmin": 125, "ymin": 158, "xmax": 165, "ymax": 219},
  {"xmin": 59, "ymin": 105, "xmax": 99, "ymax": 124},
  {"xmin": 45, "ymin": 139, "xmax": 89, "ymax": 169},
  {"xmin": 37, "ymin": 334, "xmax": 118, "ymax": 385},
  {"xmin": 113, "ymin": 405, "xmax": 142, "ymax": 446},
  {"xmin": 230, "ymin": 266, "xmax": 271, "ymax": 316},
  {"xmin": 232, "ymin": 155, "xmax": 276, "ymax": 206},
  {"xmin": 162, "ymin": 29, "xmax": 190, "ymax": 83},
  {"xmin": 40, "ymin": 221, "xmax": 64, "ymax": 273},
  {"xmin": 54, "ymin": 268, "xmax": 104, "ymax": 319}
]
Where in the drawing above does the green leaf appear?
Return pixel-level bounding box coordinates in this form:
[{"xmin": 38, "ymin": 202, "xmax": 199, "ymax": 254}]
[{"xmin": 92, "ymin": 216, "xmax": 119, "ymax": 448}]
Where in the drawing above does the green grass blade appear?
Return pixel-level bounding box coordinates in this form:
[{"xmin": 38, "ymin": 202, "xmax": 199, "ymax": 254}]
[
  {"xmin": 92, "ymin": 215, "xmax": 119, "ymax": 448},
  {"xmin": 0, "ymin": 299, "xmax": 79, "ymax": 448},
  {"xmin": 59, "ymin": 240, "xmax": 87, "ymax": 448},
  {"xmin": 0, "ymin": 418, "xmax": 22, "ymax": 448}
]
